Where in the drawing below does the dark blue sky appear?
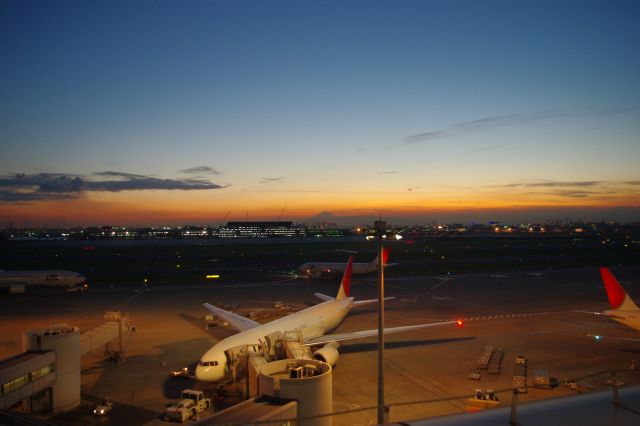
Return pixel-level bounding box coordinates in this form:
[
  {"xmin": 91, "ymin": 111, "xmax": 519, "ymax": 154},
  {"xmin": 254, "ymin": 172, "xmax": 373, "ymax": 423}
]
[{"xmin": 1, "ymin": 1, "xmax": 639, "ymax": 224}]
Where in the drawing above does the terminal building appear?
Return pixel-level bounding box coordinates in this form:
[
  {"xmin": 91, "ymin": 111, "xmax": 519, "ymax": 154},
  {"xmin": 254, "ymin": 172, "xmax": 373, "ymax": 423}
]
[
  {"xmin": 0, "ymin": 313, "xmax": 133, "ymax": 416},
  {"xmin": 218, "ymin": 221, "xmax": 306, "ymax": 238}
]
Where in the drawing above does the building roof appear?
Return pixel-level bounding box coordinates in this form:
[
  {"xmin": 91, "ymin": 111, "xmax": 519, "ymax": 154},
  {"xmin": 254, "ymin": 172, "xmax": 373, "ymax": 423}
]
[{"xmin": 404, "ymin": 386, "xmax": 640, "ymax": 426}]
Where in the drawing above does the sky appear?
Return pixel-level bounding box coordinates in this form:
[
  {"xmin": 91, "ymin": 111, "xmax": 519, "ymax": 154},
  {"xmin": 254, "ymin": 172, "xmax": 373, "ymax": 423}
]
[{"xmin": 1, "ymin": 0, "xmax": 639, "ymax": 226}]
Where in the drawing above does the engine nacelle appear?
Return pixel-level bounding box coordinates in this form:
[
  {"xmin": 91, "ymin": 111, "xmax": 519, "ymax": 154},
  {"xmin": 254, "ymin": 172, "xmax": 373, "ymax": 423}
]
[
  {"xmin": 312, "ymin": 342, "xmax": 340, "ymax": 367},
  {"xmin": 9, "ymin": 284, "xmax": 26, "ymax": 294}
]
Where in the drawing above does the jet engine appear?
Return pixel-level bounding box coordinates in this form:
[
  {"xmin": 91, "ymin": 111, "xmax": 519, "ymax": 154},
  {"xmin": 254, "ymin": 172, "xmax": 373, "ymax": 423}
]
[
  {"xmin": 9, "ymin": 284, "xmax": 26, "ymax": 294},
  {"xmin": 312, "ymin": 342, "xmax": 340, "ymax": 367}
]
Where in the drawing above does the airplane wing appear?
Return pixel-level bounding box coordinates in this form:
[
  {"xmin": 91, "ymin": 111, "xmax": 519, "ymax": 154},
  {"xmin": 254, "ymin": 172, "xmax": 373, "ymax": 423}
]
[
  {"xmin": 314, "ymin": 293, "xmax": 335, "ymax": 302},
  {"xmin": 203, "ymin": 303, "xmax": 261, "ymax": 332},
  {"xmin": 589, "ymin": 334, "xmax": 640, "ymax": 343},
  {"xmin": 303, "ymin": 321, "xmax": 456, "ymax": 346},
  {"xmin": 573, "ymin": 310, "xmax": 604, "ymax": 315},
  {"xmin": 314, "ymin": 294, "xmax": 395, "ymax": 306},
  {"xmin": 353, "ymin": 297, "xmax": 395, "ymax": 307}
]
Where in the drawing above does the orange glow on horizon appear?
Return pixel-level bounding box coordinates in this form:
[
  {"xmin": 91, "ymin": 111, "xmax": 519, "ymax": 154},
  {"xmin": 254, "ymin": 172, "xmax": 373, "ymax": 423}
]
[{"xmin": 1, "ymin": 181, "xmax": 638, "ymax": 226}]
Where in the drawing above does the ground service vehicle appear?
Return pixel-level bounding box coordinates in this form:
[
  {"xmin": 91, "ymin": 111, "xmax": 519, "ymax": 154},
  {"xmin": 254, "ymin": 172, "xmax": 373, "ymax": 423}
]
[
  {"xmin": 93, "ymin": 399, "xmax": 113, "ymax": 416},
  {"xmin": 165, "ymin": 389, "xmax": 211, "ymax": 422}
]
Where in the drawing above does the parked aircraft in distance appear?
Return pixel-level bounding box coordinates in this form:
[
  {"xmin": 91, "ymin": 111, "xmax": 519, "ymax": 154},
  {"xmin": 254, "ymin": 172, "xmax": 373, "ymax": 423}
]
[
  {"xmin": 0, "ymin": 269, "xmax": 88, "ymax": 294},
  {"xmin": 195, "ymin": 255, "xmax": 460, "ymax": 383},
  {"xmin": 299, "ymin": 247, "xmax": 395, "ymax": 278}
]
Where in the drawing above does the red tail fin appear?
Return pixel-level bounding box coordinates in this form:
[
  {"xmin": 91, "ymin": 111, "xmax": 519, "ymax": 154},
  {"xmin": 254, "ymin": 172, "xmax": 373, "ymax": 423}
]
[
  {"xmin": 382, "ymin": 247, "xmax": 390, "ymax": 265},
  {"xmin": 600, "ymin": 267, "xmax": 625, "ymax": 309},
  {"xmin": 336, "ymin": 255, "xmax": 354, "ymax": 299}
]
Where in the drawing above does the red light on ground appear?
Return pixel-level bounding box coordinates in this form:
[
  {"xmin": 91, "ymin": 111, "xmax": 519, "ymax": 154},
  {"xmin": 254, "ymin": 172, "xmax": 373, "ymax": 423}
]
[{"xmin": 456, "ymin": 319, "xmax": 464, "ymax": 327}]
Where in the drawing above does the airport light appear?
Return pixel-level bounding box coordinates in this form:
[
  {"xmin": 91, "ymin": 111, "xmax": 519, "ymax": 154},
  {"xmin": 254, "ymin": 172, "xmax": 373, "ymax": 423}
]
[
  {"xmin": 206, "ymin": 274, "xmax": 220, "ymax": 279},
  {"xmin": 374, "ymin": 219, "xmax": 388, "ymax": 424},
  {"xmin": 457, "ymin": 319, "xmax": 464, "ymax": 327}
]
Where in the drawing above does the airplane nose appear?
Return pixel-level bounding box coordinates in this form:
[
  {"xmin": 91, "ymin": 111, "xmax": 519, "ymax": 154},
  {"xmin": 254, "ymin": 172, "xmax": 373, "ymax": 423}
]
[{"xmin": 195, "ymin": 365, "xmax": 207, "ymax": 381}]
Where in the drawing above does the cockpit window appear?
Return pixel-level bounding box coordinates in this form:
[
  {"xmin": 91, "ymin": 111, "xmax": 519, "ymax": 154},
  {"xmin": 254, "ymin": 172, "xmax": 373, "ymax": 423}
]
[{"xmin": 198, "ymin": 360, "xmax": 218, "ymax": 366}]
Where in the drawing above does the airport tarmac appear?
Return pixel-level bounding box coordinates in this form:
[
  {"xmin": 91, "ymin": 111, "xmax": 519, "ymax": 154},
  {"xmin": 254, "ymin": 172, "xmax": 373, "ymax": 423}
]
[{"xmin": 1, "ymin": 266, "xmax": 639, "ymax": 425}]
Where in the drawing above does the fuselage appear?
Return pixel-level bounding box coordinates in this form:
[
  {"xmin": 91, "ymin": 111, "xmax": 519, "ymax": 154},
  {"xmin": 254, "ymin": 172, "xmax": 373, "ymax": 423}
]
[
  {"xmin": 299, "ymin": 262, "xmax": 376, "ymax": 277},
  {"xmin": 195, "ymin": 297, "xmax": 353, "ymax": 382},
  {"xmin": 0, "ymin": 270, "xmax": 87, "ymax": 290}
]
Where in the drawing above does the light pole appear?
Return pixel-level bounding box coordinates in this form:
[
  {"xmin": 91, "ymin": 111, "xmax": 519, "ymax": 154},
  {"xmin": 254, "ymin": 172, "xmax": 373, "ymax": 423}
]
[{"xmin": 374, "ymin": 219, "xmax": 387, "ymax": 424}]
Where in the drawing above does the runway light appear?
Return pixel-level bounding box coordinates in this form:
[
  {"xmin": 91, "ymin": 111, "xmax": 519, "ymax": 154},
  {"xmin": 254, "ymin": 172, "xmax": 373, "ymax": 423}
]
[
  {"xmin": 206, "ymin": 274, "xmax": 220, "ymax": 279},
  {"xmin": 594, "ymin": 335, "xmax": 601, "ymax": 341},
  {"xmin": 456, "ymin": 319, "xmax": 464, "ymax": 327}
]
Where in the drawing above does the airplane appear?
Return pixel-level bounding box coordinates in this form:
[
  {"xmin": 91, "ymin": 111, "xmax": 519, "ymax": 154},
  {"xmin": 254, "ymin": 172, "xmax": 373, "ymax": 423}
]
[
  {"xmin": 195, "ymin": 255, "xmax": 460, "ymax": 383},
  {"xmin": 298, "ymin": 247, "xmax": 396, "ymax": 278},
  {"xmin": 0, "ymin": 269, "xmax": 88, "ymax": 294},
  {"xmin": 593, "ymin": 267, "xmax": 640, "ymax": 333}
]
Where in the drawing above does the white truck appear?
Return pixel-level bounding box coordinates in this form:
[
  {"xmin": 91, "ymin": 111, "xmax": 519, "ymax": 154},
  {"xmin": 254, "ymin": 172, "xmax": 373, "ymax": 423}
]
[{"xmin": 165, "ymin": 389, "xmax": 211, "ymax": 422}]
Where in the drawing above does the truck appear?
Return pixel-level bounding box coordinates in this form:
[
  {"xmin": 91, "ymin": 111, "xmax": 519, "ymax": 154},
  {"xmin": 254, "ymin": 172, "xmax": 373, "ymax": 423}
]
[
  {"xmin": 93, "ymin": 398, "xmax": 113, "ymax": 416},
  {"xmin": 165, "ymin": 389, "xmax": 211, "ymax": 422},
  {"xmin": 533, "ymin": 369, "xmax": 558, "ymax": 389}
]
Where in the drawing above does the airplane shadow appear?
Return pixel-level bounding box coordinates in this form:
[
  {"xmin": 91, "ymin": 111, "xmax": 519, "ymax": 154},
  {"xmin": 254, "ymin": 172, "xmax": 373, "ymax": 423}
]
[
  {"xmin": 178, "ymin": 312, "xmax": 207, "ymax": 331},
  {"xmin": 339, "ymin": 336, "xmax": 475, "ymax": 354},
  {"xmin": 347, "ymin": 307, "xmax": 381, "ymax": 316},
  {"xmin": 178, "ymin": 312, "xmax": 237, "ymax": 339}
]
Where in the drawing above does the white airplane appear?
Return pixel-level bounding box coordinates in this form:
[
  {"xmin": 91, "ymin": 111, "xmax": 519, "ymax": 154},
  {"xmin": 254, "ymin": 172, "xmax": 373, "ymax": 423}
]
[
  {"xmin": 0, "ymin": 269, "xmax": 88, "ymax": 294},
  {"xmin": 195, "ymin": 255, "xmax": 460, "ymax": 382},
  {"xmin": 299, "ymin": 247, "xmax": 395, "ymax": 278},
  {"xmin": 592, "ymin": 267, "xmax": 640, "ymax": 333}
]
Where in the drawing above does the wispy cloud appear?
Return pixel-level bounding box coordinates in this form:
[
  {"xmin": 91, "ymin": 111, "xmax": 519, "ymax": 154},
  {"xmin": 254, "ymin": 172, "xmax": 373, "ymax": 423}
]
[
  {"xmin": 179, "ymin": 166, "xmax": 221, "ymax": 175},
  {"xmin": 486, "ymin": 180, "xmax": 623, "ymax": 199},
  {"xmin": 401, "ymin": 106, "xmax": 638, "ymax": 146},
  {"xmin": 518, "ymin": 180, "xmax": 601, "ymax": 188},
  {"xmin": 403, "ymin": 111, "xmax": 563, "ymax": 145},
  {"xmin": 378, "ymin": 170, "xmax": 397, "ymax": 174},
  {"xmin": 553, "ymin": 191, "xmax": 595, "ymax": 198},
  {"xmin": 260, "ymin": 177, "xmax": 286, "ymax": 184},
  {"xmin": 0, "ymin": 171, "xmax": 227, "ymax": 203}
]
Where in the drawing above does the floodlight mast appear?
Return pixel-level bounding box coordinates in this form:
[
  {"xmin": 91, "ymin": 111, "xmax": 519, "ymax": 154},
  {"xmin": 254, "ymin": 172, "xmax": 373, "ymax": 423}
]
[{"xmin": 374, "ymin": 219, "xmax": 388, "ymax": 424}]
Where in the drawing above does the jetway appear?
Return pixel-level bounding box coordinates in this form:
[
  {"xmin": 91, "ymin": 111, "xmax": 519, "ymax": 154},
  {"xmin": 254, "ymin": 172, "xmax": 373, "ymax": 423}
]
[
  {"xmin": 0, "ymin": 311, "xmax": 135, "ymax": 415},
  {"xmin": 80, "ymin": 311, "xmax": 134, "ymax": 364}
]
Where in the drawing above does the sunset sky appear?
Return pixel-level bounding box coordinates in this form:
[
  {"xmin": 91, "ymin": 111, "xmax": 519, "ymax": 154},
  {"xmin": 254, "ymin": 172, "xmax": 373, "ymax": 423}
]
[{"xmin": 1, "ymin": 0, "xmax": 639, "ymax": 226}]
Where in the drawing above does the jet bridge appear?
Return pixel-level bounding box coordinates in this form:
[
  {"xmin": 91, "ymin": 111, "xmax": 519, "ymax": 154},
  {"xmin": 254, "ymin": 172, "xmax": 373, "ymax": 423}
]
[
  {"xmin": 0, "ymin": 312, "xmax": 135, "ymax": 415},
  {"xmin": 80, "ymin": 311, "xmax": 134, "ymax": 364}
]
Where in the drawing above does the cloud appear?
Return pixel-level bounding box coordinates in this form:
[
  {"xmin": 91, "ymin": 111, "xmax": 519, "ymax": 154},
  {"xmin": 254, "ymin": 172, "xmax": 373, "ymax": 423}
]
[
  {"xmin": 554, "ymin": 191, "xmax": 594, "ymax": 198},
  {"xmin": 0, "ymin": 171, "xmax": 227, "ymax": 203},
  {"xmin": 401, "ymin": 106, "xmax": 638, "ymax": 146},
  {"xmin": 378, "ymin": 171, "xmax": 397, "ymax": 174},
  {"xmin": 522, "ymin": 181, "xmax": 601, "ymax": 188},
  {"xmin": 485, "ymin": 180, "xmax": 626, "ymax": 198},
  {"xmin": 179, "ymin": 166, "xmax": 221, "ymax": 175},
  {"xmin": 403, "ymin": 111, "xmax": 563, "ymax": 145},
  {"xmin": 490, "ymin": 180, "xmax": 603, "ymax": 189},
  {"xmin": 260, "ymin": 177, "xmax": 286, "ymax": 184}
]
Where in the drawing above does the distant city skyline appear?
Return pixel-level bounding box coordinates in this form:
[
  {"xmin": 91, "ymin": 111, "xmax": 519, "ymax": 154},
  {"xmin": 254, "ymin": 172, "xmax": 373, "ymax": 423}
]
[{"xmin": 1, "ymin": 1, "xmax": 639, "ymax": 226}]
